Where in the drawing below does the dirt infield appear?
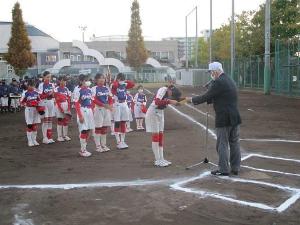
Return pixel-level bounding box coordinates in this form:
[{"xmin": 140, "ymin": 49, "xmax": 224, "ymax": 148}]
[{"xmin": 0, "ymin": 85, "xmax": 299, "ymax": 225}]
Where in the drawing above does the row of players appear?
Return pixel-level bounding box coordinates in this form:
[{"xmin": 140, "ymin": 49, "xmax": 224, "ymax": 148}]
[
  {"xmin": 21, "ymin": 71, "xmax": 181, "ymax": 167},
  {"xmin": 0, "ymin": 78, "xmax": 23, "ymax": 112}
]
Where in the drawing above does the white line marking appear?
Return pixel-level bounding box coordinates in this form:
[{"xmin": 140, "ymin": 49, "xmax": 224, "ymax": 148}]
[
  {"xmin": 171, "ymin": 171, "xmax": 300, "ymax": 213},
  {"xmin": 169, "ymin": 105, "xmax": 217, "ymax": 139},
  {"xmin": 240, "ymin": 138, "xmax": 300, "ymax": 143},
  {"xmin": 219, "ymin": 175, "xmax": 300, "ymax": 193},
  {"xmin": 12, "ymin": 204, "xmax": 35, "ymax": 225},
  {"xmin": 276, "ymin": 192, "xmax": 300, "ymax": 213},
  {"xmin": 241, "ymin": 153, "xmax": 300, "ymax": 177},
  {"xmin": 247, "ymin": 153, "xmax": 300, "ymax": 163},
  {"xmin": 184, "ymin": 103, "xmax": 215, "ymax": 119},
  {"xmin": 0, "ymin": 179, "xmax": 179, "ymax": 190},
  {"xmin": 241, "ymin": 165, "xmax": 300, "ymax": 178}
]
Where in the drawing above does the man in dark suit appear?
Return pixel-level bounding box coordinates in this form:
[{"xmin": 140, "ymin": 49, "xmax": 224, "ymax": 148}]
[{"xmin": 186, "ymin": 62, "xmax": 242, "ymax": 176}]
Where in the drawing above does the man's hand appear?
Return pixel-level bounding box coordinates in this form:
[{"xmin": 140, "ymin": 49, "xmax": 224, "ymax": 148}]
[
  {"xmin": 186, "ymin": 97, "xmax": 193, "ymax": 103},
  {"xmin": 169, "ymin": 99, "xmax": 179, "ymax": 105}
]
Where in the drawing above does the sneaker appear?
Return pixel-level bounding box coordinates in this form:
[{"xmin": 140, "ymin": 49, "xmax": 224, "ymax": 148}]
[
  {"xmin": 95, "ymin": 146, "xmax": 106, "ymax": 153},
  {"xmin": 33, "ymin": 141, "xmax": 40, "ymax": 146},
  {"xmin": 162, "ymin": 159, "xmax": 172, "ymax": 165},
  {"xmin": 64, "ymin": 136, "xmax": 71, "ymax": 141},
  {"xmin": 48, "ymin": 139, "xmax": 55, "ymax": 143},
  {"xmin": 121, "ymin": 142, "xmax": 128, "ymax": 149},
  {"xmin": 211, "ymin": 170, "xmax": 229, "ymax": 176},
  {"xmin": 57, "ymin": 137, "xmax": 65, "ymax": 142},
  {"xmin": 117, "ymin": 142, "xmax": 128, "ymax": 150},
  {"xmin": 102, "ymin": 145, "xmax": 110, "ymax": 152},
  {"xmin": 42, "ymin": 138, "xmax": 51, "ymax": 144},
  {"xmin": 156, "ymin": 160, "xmax": 169, "ymax": 167},
  {"xmin": 28, "ymin": 142, "xmax": 35, "ymax": 147},
  {"xmin": 79, "ymin": 150, "xmax": 92, "ymax": 157}
]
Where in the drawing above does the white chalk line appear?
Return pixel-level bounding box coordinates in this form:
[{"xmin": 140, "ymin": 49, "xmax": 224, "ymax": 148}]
[
  {"xmin": 241, "ymin": 153, "xmax": 300, "ymax": 177},
  {"xmin": 240, "ymin": 138, "xmax": 300, "ymax": 143},
  {"xmin": 168, "ymin": 105, "xmax": 217, "ymax": 139},
  {"xmin": 170, "ymin": 170, "xmax": 300, "ymax": 213},
  {"xmin": 12, "ymin": 204, "xmax": 35, "ymax": 225},
  {"xmin": 171, "ymin": 153, "xmax": 300, "ymax": 213},
  {"xmin": 0, "ymin": 178, "xmax": 180, "ymax": 190},
  {"xmin": 184, "ymin": 103, "xmax": 215, "ymax": 119}
]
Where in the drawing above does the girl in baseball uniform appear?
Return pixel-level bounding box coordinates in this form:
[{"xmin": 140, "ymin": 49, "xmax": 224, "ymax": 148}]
[
  {"xmin": 145, "ymin": 85, "xmax": 179, "ymax": 167},
  {"xmin": 54, "ymin": 76, "xmax": 72, "ymax": 142},
  {"xmin": 133, "ymin": 85, "xmax": 147, "ymax": 130},
  {"xmin": 38, "ymin": 71, "xmax": 56, "ymax": 144},
  {"xmin": 111, "ymin": 73, "xmax": 135, "ymax": 149},
  {"xmin": 21, "ymin": 80, "xmax": 44, "ymax": 147},
  {"xmin": 91, "ymin": 73, "xmax": 113, "ymax": 153},
  {"xmin": 74, "ymin": 75, "xmax": 95, "ymax": 157}
]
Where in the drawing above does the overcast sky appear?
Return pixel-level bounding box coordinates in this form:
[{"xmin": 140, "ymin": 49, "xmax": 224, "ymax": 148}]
[{"xmin": 1, "ymin": 0, "xmax": 265, "ymax": 42}]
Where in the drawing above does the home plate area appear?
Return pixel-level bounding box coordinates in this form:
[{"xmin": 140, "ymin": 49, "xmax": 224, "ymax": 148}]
[{"xmin": 170, "ymin": 153, "xmax": 300, "ymax": 213}]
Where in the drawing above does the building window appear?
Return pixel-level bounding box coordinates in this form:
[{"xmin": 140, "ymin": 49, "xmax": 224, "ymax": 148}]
[
  {"xmin": 151, "ymin": 52, "xmax": 160, "ymax": 59},
  {"xmin": 160, "ymin": 52, "xmax": 169, "ymax": 60},
  {"xmin": 63, "ymin": 52, "xmax": 70, "ymax": 59},
  {"xmin": 46, "ymin": 55, "xmax": 57, "ymax": 62},
  {"xmin": 70, "ymin": 55, "xmax": 75, "ymax": 61},
  {"xmin": 0, "ymin": 56, "xmax": 4, "ymax": 62},
  {"xmin": 7, "ymin": 65, "xmax": 13, "ymax": 74},
  {"xmin": 77, "ymin": 55, "xmax": 81, "ymax": 61}
]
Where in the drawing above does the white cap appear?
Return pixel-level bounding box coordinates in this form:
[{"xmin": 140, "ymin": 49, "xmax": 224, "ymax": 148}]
[{"xmin": 208, "ymin": 62, "xmax": 223, "ymax": 72}]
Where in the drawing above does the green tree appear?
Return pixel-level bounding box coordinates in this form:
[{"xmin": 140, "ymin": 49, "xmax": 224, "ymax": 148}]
[
  {"xmin": 212, "ymin": 24, "xmax": 231, "ymax": 61},
  {"xmin": 248, "ymin": 0, "xmax": 300, "ymax": 55},
  {"xmin": 126, "ymin": 0, "xmax": 148, "ymax": 77},
  {"xmin": 5, "ymin": 2, "xmax": 36, "ymax": 76},
  {"xmin": 191, "ymin": 37, "xmax": 209, "ymax": 67}
]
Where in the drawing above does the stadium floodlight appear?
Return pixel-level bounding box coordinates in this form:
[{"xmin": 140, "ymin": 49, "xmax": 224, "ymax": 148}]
[
  {"xmin": 79, "ymin": 25, "xmax": 87, "ymax": 43},
  {"xmin": 185, "ymin": 6, "xmax": 198, "ymax": 69}
]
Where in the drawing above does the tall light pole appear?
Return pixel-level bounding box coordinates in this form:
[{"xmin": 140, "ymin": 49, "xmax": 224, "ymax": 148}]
[
  {"xmin": 185, "ymin": 16, "xmax": 188, "ymax": 69},
  {"xmin": 209, "ymin": 0, "xmax": 212, "ymax": 62},
  {"xmin": 79, "ymin": 25, "xmax": 87, "ymax": 42},
  {"xmin": 230, "ymin": 0, "xmax": 235, "ymax": 79},
  {"xmin": 264, "ymin": 0, "xmax": 271, "ymax": 94},
  {"xmin": 185, "ymin": 6, "xmax": 198, "ymax": 69}
]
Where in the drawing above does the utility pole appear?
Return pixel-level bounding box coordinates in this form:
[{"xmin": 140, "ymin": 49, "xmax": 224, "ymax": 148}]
[
  {"xmin": 185, "ymin": 6, "xmax": 198, "ymax": 69},
  {"xmin": 230, "ymin": 0, "xmax": 235, "ymax": 79},
  {"xmin": 209, "ymin": 0, "xmax": 212, "ymax": 62},
  {"xmin": 264, "ymin": 0, "xmax": 271, "ymax": 94},
  {"xmin": 185, "ymin": 16, "xmax": 188, "ymax": 69},
  {"xmin": 195, "ymin": 6, "xmax": 198, "ymax": 68}
]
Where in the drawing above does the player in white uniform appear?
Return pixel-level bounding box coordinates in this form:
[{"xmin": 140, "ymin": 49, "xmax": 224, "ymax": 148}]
[
  {"xmin": 145, "ymin": 85, "xmax": 180, "ymax": 167},
  {"xmin": 21, "ymin": 80, "xmax": 45, "ymax": 147},
  {"xmin": 111, "ymin": 73, "xmax": 135, "ymax": 149},
  {"xmin": 38, "ymin": 71, "xmax": 56, "ymax": 144},
  {"xmin": 74, "ymin": 75, "xmax": 95, "ymax": 157},
  {"xmin": 91, "ymin": 73, "xmax": 113, "ymax": 152},
  {"xmin": 133, "ymin": 85, "xmax": 147, "ymax": 130},
  {"xmin": 54, "ymin": 76, "xmax": 72, "ymax": 142}
]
